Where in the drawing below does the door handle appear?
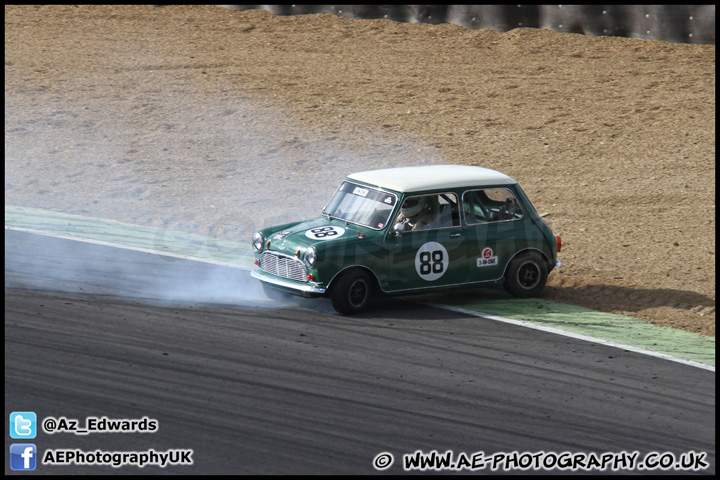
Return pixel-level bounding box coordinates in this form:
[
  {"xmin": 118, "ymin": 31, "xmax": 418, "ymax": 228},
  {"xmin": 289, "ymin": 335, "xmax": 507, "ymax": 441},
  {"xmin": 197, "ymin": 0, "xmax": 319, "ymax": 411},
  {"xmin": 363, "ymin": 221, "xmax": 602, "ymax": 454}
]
[{"xmin": 450, "ymin": 232, "xmax": 463, "ymax": 238}]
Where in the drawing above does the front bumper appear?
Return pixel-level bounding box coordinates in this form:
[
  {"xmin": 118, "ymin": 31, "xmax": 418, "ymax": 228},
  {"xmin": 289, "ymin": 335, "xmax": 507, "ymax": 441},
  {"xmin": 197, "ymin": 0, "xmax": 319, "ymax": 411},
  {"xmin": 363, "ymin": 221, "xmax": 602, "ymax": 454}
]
[{"xmin": 251, "ymin": 269, "xmax": 326, "ymax": 297}]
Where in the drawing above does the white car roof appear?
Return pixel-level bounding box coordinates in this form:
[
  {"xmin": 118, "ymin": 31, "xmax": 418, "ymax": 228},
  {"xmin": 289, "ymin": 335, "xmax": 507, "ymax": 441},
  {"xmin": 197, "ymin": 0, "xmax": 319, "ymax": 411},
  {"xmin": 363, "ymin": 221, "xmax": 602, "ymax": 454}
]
[{"xmin": 347, "ymin": 165, "xmax": 517, "ymax": 193}]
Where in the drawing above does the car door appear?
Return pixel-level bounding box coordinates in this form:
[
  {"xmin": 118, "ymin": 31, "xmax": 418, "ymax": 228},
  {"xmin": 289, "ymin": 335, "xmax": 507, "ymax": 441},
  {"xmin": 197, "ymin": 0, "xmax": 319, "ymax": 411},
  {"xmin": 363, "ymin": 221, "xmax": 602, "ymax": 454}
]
[
  {"xmin": 384, "ymin": 192, "xmax": 467, "ymax": 291},
  {"xmin": 463, "ymin": 187, "xmax": 526, "ymax": 283}
]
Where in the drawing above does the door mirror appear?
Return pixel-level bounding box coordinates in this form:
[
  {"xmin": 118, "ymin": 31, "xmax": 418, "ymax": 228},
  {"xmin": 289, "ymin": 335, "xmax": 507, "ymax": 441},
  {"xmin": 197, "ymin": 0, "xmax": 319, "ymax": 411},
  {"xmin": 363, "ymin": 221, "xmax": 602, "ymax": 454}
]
[{"xmin": 390, "ymin": 222, "xmax": 405, "ymax": 237}]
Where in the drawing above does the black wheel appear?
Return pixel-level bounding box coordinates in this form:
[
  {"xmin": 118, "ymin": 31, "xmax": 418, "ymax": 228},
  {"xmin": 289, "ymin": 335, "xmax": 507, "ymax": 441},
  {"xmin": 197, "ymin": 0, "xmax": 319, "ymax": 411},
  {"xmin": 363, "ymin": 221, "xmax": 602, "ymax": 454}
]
[
  {"xmin": 330, "ymin": 269, "xmax": 373, "ymax": 315},
  {"xmin": 504, "ymin": 251, "xmax": 548, "ymax": 297}
]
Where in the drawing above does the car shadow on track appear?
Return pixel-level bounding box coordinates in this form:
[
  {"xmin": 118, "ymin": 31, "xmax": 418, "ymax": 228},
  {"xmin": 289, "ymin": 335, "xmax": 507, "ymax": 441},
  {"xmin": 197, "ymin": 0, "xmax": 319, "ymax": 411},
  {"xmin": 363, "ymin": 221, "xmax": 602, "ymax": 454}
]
[
  {"xmin": 543, "ymin": 283, "xmax": 715, "ymax": 316},
  {"xmin": 266, "ymin": 285, "xmax": 511, "ymax": 321}
]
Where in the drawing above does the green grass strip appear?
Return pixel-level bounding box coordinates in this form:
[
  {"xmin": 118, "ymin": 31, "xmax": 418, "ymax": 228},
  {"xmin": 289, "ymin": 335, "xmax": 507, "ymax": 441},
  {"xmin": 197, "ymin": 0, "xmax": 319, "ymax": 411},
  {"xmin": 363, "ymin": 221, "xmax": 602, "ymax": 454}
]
[
  {"xmin": 439, "ymin": 296, "xmax": 714, "ymax": 368},
  {"xmin": 5, "ymin": 205, "xmax": 255, "ymax": 268}
]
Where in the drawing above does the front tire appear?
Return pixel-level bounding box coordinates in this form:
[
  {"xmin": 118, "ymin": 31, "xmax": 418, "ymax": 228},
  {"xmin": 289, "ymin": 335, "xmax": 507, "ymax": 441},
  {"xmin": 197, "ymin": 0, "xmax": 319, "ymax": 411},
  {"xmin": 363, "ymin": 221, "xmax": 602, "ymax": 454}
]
[
  {"xmin": 330, "ymin": 269, "xmax": 373, "ymax": 315},
  {"xmin": 504, "ymin": 251, "xmax": 548, "ymax": 297}
]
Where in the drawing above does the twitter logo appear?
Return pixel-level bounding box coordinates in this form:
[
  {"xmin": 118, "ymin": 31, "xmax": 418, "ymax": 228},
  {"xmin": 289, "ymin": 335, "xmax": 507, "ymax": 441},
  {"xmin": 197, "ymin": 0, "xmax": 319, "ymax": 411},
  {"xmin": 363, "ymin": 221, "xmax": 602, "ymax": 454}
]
[{"xmin": 10, "ymin": 412, "xmax": 37, "ymax": 439}]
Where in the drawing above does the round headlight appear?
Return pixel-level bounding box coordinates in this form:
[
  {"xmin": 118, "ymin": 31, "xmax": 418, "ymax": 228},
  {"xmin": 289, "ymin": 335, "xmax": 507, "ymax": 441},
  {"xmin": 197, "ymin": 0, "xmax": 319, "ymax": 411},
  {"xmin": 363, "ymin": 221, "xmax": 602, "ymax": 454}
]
[
  {"xmin": 305, "ymin": 246, "xmax": 317, "ymax": 268},
  {"xmin": 252, "ymin": 232, "xmax": 265, "ymax": 253}
]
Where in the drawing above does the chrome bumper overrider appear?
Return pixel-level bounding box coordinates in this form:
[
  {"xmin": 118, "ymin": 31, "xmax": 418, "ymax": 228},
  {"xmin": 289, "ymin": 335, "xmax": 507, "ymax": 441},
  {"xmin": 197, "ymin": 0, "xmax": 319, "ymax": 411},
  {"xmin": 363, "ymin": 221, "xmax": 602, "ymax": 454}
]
[{"xmin": 251, "ymin": 269, "xmax": 326, "ymax": 295}]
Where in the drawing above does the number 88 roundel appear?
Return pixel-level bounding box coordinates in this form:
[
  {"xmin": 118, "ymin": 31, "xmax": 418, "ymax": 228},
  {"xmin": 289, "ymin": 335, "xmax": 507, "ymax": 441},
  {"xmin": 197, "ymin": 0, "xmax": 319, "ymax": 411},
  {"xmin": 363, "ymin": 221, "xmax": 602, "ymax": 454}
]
[
  {"xmin": 305, "ymin": 226, "xmax": 346, "ymax": 240},
  {"xmin": 415, "ymin": 242, "xmax": 449, "ymax": 281}
]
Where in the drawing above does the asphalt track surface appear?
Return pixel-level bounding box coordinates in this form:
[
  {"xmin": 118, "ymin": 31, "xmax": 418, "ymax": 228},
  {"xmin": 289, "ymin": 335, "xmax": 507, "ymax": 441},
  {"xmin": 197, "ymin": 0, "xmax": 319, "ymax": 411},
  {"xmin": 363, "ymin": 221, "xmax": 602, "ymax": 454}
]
[{"xmin": 4, "ymin": 229, "xmax": 715, "ymax": 474}]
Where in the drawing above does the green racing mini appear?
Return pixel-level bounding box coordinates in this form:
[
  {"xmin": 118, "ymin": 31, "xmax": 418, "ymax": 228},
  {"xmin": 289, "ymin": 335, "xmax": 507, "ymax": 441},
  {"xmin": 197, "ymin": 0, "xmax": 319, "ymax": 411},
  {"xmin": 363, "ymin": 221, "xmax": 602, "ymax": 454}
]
[{"xmin": 251, "ymin": 165, "xmax": 561, "ymax": 314}]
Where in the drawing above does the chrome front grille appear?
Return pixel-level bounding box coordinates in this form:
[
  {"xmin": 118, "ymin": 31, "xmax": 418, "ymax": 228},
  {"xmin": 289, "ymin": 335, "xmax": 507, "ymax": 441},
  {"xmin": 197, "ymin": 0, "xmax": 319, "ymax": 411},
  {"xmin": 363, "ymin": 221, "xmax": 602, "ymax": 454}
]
[{"xmin": 260, "ymin": 252, "xmax": 308, "ymax": 282}]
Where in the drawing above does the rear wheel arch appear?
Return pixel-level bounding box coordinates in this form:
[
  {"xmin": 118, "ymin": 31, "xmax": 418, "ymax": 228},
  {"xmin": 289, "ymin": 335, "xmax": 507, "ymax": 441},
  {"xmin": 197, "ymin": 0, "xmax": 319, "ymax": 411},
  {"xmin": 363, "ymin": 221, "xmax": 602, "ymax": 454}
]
[{"xmin": 503, "ymin": 249, "xmax": 549, "ymax": 297}]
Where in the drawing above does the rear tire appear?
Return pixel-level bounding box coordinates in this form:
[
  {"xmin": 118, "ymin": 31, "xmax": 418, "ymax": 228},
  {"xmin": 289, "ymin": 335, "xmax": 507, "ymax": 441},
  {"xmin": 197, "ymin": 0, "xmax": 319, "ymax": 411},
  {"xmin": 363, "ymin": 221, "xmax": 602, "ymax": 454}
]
[
  {"xmin": 504, "ymin": 251, "xmax": 548, "ymax": 297},
  {"xmin": 330, "ymin": 269, "xmax": 373, "ymax": 315}
]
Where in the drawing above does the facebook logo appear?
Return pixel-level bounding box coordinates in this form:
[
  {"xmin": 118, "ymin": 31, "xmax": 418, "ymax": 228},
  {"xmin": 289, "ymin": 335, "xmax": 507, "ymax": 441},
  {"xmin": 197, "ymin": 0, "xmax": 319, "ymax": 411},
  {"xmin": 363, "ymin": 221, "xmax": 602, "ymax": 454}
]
[
  {"xmin": 10, "ymin": 411, "xmax": 37, "ymax": 439},
  {"xmin": 10, "ymin": 444, "xmax": 37, "ymax": 471}
]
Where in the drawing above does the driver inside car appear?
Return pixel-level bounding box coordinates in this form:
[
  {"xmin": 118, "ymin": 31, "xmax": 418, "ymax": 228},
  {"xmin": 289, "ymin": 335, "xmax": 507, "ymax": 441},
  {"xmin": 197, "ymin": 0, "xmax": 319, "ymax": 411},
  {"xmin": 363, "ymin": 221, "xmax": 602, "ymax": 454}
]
[{"xmin": 396, "ymin": 196, "xmax": 438, "ymax": 231}]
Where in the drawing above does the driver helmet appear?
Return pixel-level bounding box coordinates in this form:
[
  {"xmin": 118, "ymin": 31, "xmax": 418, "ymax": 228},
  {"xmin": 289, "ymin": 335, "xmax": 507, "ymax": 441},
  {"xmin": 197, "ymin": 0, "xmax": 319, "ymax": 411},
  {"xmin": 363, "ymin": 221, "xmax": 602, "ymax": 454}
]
[{"xmin": 401, "ymin": 196, "xmax": 426, "ymax": 218}]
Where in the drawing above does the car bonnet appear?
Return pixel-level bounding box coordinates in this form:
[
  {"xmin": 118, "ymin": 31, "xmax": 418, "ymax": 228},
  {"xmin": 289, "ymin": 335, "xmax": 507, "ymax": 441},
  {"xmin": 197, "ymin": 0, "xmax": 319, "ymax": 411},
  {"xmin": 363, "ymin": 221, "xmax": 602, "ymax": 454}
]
[{"xmin": 266, "ymin": 217, "xmax": 369, "ymax": 255}]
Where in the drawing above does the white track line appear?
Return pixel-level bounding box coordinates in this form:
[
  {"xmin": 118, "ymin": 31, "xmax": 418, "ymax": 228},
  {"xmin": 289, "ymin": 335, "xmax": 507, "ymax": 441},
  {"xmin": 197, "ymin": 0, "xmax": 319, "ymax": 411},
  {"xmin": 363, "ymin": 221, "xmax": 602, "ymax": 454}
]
[
  {"xmin": 6, "ymin": 225, "xmax": 714, "ymax": 371},
  {"xmin": 5, "ymin": 225, "xmax": 249, "ymax": 269},
  {"xmin": 426, "ymin": 303, "xmax": 714, "ymax": 372}
]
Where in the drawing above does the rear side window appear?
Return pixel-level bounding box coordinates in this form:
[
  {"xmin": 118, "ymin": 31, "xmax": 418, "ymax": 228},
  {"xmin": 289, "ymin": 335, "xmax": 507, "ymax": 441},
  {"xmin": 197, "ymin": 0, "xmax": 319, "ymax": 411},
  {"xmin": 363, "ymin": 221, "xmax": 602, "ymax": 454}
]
[{"xmin": 463, "ymin": 188, "xmax": 523, "ymax": 224}]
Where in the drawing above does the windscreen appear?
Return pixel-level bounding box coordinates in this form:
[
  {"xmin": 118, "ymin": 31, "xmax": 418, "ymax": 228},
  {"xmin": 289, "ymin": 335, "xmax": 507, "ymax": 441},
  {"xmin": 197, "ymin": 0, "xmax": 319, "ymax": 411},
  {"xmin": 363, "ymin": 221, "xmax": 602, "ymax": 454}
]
[{"xmin": 323, "ymin": 181, "xmax": 398, "ymax": 230}]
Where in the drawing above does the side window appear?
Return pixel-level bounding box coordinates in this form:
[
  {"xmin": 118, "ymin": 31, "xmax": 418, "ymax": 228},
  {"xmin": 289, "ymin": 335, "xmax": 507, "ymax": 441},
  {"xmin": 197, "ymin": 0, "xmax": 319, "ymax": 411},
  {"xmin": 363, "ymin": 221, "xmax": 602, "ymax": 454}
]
[
  {"xmin": 394, "ymin": 193, "xmax": 460, "ymax": 231},
  {"xmin": 463, "ymin": 188, "xmax": 523, "ymax": 224}
]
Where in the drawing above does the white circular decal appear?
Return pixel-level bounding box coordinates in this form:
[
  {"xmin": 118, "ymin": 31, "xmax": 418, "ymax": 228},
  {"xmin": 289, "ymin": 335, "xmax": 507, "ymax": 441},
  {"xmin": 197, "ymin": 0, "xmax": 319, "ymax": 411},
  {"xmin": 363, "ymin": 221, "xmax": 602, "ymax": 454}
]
[
  {"xmin": 415, "ymin": 242, "xmax": 449, "ymax": 281},
  {"xmin": 305, "ymin": 226, "xmax": 345, "ymax": 240}
]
